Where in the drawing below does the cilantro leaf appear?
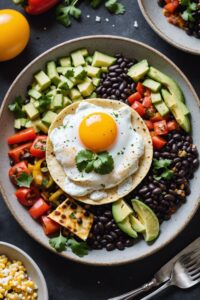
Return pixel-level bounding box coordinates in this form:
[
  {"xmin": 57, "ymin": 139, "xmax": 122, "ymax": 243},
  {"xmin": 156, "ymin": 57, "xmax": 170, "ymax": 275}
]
[
  {"xmin": 160, "ymin": 170, "xmax": 174, "ymax": 180},
  {"xmin": 49, "ymin": 232, "xmax": 68, "ymax": 252},
  {"xmin": 37, "ymin": 96, "xmax": 51, "ymax": 112},
  {"xmin": 67, "ymin": 238, "xmax": 89, "ymax": 257},
  {"xmin": 153, "ymin": 158, "xmax": 172, "ymax": 170},
  {"xmin": 105, "ymin": 0, "xmax": 125, "ymax": 15},
  {"xmin": 153, "ymin": 159, "xmax": 174, "ymax": 181},
  {"xmin": 8, "ymin": 96, "xmax": 25, "ymax": 118},
  {"xmin": 56, "ymin": 0, "xmax": 81, "ymax": 27},
  {"xmin": 89, "ymin": 0, "xmax": 102, "ymax": 8},
  {"xmin": 16, "ymin": 172, "xmax": 33, "ymax": 188},
  {"xmin": 76, "ymin": 149, "xmax": 95, "ymax": 171},
  {"xmin": 93, "ymin": 152, "xmax": 114, "ymax": 175}
]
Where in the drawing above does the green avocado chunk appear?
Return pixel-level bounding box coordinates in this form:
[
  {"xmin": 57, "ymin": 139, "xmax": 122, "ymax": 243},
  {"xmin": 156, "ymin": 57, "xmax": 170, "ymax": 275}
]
[
  {"xmin": 117, "ymin": 217, "xmax": 138, "ymax": 239},
  {"xmin": 129, "ymin": 215, "xmax": 145, "ymax": 233},
  {"xmin": 128, "ymin": 59, "xmax": 149, "ymax": 82},
  {"xmin": 112, "ymin": 199, "xmax": 133, "ymax": 223}
]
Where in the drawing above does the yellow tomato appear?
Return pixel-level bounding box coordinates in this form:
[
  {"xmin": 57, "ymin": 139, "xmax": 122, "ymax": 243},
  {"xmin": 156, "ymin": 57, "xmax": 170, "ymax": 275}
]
[{"xmin": 0, "ymin": 9, "xmax": 30, "ymax": 62}]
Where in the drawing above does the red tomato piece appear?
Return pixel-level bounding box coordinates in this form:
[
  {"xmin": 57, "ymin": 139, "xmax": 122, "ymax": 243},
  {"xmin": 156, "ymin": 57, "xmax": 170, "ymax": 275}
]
[
  {"xmin": 9, "ymin": 161, "xmax": 30, "ymax": 185},
  {"xmin": 30, "ymin": 136, "xmax": 47, "ymax": 158},
  {"xmin": 131, "ymin": 101, "xmax": 146, "ymax": 117},
  {"xmin": 8, "ymin": 142, "xmax": 32, "ymax": 163},
  {"xmin": 167, "ymin": 120, "xmax": 179, "ymax": 131},
  {"xmin": 25, "ymin": 0, "xmax": 60, "ymax": 15},
  {"xmin": 142, "ymin": 96, "xmax": 152, "ymax": 108},
  {"xmin": 150, "ymin": 112, "xmax": 164, "ymax": 122},
  {"xmin": 144, "ymin": 88, "xmax": 151, "ymax": 97},
  {"xmin": 128, "ymin": 92, "xmax": 142, "ymax": 105},
  {"xmin": 164, "ymin": 0, "xmax": 179, "ymax": 13},
  {"xmin": 15, "ymin": 187, "xmax": 39, "ymax": 207},
  {"xmin": 41, "ymin": 216, "xmax": 60, "ymax": 236},
  {"xmin": 7, "ymin": 128, "xmax": 36, "ymax": 145},
  {"xmin": 145, "ymin": 106, "xmax": 156, "ymax": 119},
  {"xmin": 136, "ymin": 82, "xmax": 145, "ymax": 95},
  {"xmin": 144, "ymin": 120, "xmax": 154, "ymax": 131},
  {"xmin": 29, "ymin": 198, "xmax": 50, "ymax": 219},
  {"xmin": 152, "ymin": 136, "xmax": 167, "ymax": 150},
  {"xmin": 154, "ymin": 120, "xmax": 169, "ymax": 136}
]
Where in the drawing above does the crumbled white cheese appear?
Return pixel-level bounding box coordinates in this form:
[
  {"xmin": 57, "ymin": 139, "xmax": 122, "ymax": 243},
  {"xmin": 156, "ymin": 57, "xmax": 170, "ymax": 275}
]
[
  {"xmin": 105, "ymin": 18, "xmax": 110, "ymax": 22},
  {"xmin": 86, "ymin": 14, "xmax": 90, "ymax": 18},
  {"xmin": 133, "ymin": 20, "xmax": 139, "ymax": 28},
  {"xmin": 95, "ymin": 16, "xmax": 101, "ymax": 22},
  {"xmin": 112, "ymin": 24, "xmax": 115, "ymax": 27}
]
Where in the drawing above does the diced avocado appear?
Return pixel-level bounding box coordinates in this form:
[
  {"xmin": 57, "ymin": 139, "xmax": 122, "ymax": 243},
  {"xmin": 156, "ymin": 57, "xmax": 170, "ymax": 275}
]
[
  {"xmin": 129, "ymin": 215, "xmax": 145, "ymax": 233},
  {"xmin": 77, "ymin": 77, "xmax": 95, "ymax": 97},
  {"xmin": 28, "ymin": 89, "xmax": 42, "ymax": 100},
  {"xmin": 74, "ymin": 66, "xmax": 87, "ymax": 80},
  {"xmin": 92, "ymin": 78, "xmax": 101, "ymax": 87},
  {"xmin": 117, "ymin": 217, "xmax": 138, "ymax": 238},
  {"xmin": 128, "ymin": 59, "xmax": 149, "ymax": 82},
  {"xmin": 178, "ymin": 101, "xmax": 190, "ymax": 116},
  {"xmin": 14, "ymin": 118, "xmax": 28, "ymax": 129},
  {"xmin": 143, "ymin": 79, "xmax": 161, "ymax": 92},
  {"xmin": 85, "ymin": 55, "xmax": 93, "ymax": 65},
  {"xmin": 71, "ymin": 50, "xmax": 85, "ymax": 67},
  {"xmin": 92, "ymin": 51, "xmax": 116, "ymax": 67},
  {"xmin": 112, "ymin": 199, "xmax": 133, "ymax": 223},
  {"xmin": 173, "ymin": 108, "xmax": 190, "ymax": 133},
  {"xmin": 42, "ymin": 111, "xmax": 57, "ymax": 126},
  {"xmin": 148, "ymin": 67, "xmax": 184, "ymax": 103},
  {"xmin": 23, "ymin": 102, "xmax": 39, "ymax": 120},
  {"xmin": 58, "ymin": 56, "xmax": 71, "ymax": 67},
  {"xmin": 161, "ymin": 89, "xmax": 176, "ymax": 109},
  {"xmin": 101, "ymin": 67, "xmax": 108, "ymax": 73},
  {"xmin": 80, "ymin": 48, "xmax": 89, "ymax": 57},
  {"xmin": 63, "ymin": 96, "xmax": 72, "ymax": 107},
  {"xmin": 89, "ymin": 92, "xmax": 97, "ymax": 98},
  {"xmin": 35, "ymin": 120, "xmax": 49, "ymax": 134},
  {"xmin": 47, "ymin": 61, "xmax": 60, "ymax": 85},
  {"xmin": 69, "ymin": 88, "xmax": 82, "ymax": 101},
  {"xmin": 155, "ymin": 101, "xmax": 170, "ymax": 116},
  {"xmin": 85, "ymin": 65, "xmax": 101, "ymax": 78},
  {"xmin": 53, "ymin": 94, "xmax": 63, "ymax": 109},
  {"xmin": 34, "ymin": 70, "xmax": 51, "ymax": 90},
  {"xmin": 151, "ymin": 92, "xmax": 162, "ymax": 104}
]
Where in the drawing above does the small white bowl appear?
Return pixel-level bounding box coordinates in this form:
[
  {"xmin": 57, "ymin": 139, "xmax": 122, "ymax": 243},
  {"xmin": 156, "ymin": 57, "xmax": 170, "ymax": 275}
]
[{"xmin": 0, "ymin": 242, "xmax": 48, "ymax": 300}]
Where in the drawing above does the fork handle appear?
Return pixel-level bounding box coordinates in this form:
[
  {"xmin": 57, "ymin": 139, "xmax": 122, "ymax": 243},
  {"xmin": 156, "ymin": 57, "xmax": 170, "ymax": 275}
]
[
  {"xmin": 107, "ymin": 278, "xmax": 158, "ymax": 300},
  {"xmin": 140, "ymin": 279, "xmax": 172, "ymax": 300}
]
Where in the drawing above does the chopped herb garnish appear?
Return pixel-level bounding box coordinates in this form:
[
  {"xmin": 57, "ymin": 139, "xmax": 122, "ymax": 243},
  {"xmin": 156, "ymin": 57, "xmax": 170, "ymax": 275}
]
[
  {"xmin": 8, "ymin": 96, "xmax": 25, "ymax": 118},
  {"xmin": 16, "ymin": 172, "xmax": 33, "ymax": 188},
  {"xmin": 69, "ymin": 212, "xmax": 76, "ymax": 219},
  {"xmin": 49, "ymin": 232, "xmax": 68, "ymax": 252},
  {"xmin": 153, "ymin": 159, "xmax": 174, "ymax": 181}
]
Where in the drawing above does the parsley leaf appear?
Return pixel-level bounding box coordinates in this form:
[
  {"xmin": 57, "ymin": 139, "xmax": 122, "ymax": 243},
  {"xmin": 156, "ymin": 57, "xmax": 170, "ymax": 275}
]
[
  {"xmin": 8, "ymin": 96, "xmax": 25, "ymax": 118},
  {"xmin": 66, "ymin": 238, "xmax": 89, "ymax": 257},
  {"xmin": 49, "ymin": 232, "xmax": 68, "ymax": 252},
  {"xmin": 105, "ymin": 0, "xmax": 125, "ymax": 15},
  {"xmin": 153, "ymin": 159, "xmax": 174, "ymax": 181},
  {"xmin": 56, "ymin": 0, "xmax": 81, "ymax": 27},
  {"xmin": 16, "ymin": 172, "xmax": 33, "ymax": 188}
]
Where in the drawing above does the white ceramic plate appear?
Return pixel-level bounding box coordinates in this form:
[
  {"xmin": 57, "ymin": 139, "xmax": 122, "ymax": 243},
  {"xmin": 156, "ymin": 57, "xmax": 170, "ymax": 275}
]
[
  {"xmin": 138, "ymin": 0, "xmax": 200, "ymax": 55},
  {"xmin": 0, "ymin": 242, "xmax": 48, "ymax": 299},
  {"xmin": 0, "ymin": 36, "xmax": 200, "ymax": 266}
]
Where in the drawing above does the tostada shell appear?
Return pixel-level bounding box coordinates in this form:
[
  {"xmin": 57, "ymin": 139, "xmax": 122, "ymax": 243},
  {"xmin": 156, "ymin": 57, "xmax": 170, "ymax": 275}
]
[{"xmin": 46, "ymin": 98, "xmax": 153, "ymax": 205}]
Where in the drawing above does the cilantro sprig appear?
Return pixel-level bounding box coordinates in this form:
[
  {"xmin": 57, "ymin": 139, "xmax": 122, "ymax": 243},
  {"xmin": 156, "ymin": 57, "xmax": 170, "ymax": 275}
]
[
  {"xmin": 153, "ymin": 158, "xmax": 174, "ymax": 181},
  {"xmin": 75, "ymin": 150, "xmax": 114, "ymax": 175},
  {"xmin": 16, "ymin": 172, "xmax": 33, "ymax": 188},
  {"xmin": 8, "ymin": 96, "xmax": 26, "ymax": 118},
  {"xmin": 49, "ymin": 232, "xmax": 89, "ymax": 257}
]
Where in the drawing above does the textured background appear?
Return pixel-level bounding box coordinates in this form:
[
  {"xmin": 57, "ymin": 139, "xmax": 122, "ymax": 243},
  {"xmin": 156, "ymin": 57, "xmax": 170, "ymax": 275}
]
[{"xmin": 0, "ymin": 1, "xmax": 200, "ymax": 299}]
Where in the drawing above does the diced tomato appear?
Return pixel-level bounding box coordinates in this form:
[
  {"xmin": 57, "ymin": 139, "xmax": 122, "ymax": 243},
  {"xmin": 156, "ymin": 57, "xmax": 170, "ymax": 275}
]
[
  {"xmin": 41, "ymin": 216, "xmax": 60, "ymax": 236},
  {"xmin": 142, "ymin": 96, "xmax": 152, "ymax": 108},
  {"xmin": 8, "ymin": 142, "xmax": 32, "ymax": 163},
  {"xmin": 150, "ymin": 112, "xmax": 164, "ymax": 122},
  {"xmin": 145, "ymin": 106, "xmax": 156, "ymax": 118},
  {"xmin": 152, "ymin": 136, "xmax": 167, "ymax": 150},
  {"xmin": 29, "ymin": 198, "xmax": 50, "ymax": 219},
  {"xmin": 144, "ymin": 88, "xmax": 151, "ymax": 97},
  {"xmin": 30, "ymin": 136, "xmax": 47, "ymax": 158},
  {"xmin": 9, "ymin": 161, "xmax": 30, "ymax": 185},
  {"xmin": 128, "ymin": 92, "xmax": 142, "ymax": 105},
  {"xmin": 167, "ymin": 120, "xmax": 179, "ymax": 132},
  {"xmin": 154, "ymin": 120, "xmax": 169, "ymax": 136},
  {"xmin": 131, "ymin": 101, "xmax": 146, "ymax": 117},
  {"xmin": 15, "ymin": 187, "xmax": 40, "ymax": 207},
  {"xmin": 7, "ymin": 128, "xmax": 37, "ymax": 145},
  {"xmin": 136, "ymin": 82, "xmax": 145, "ymax": 95},
  {"xmin": 164, "ymin": 0, "xmax": 179, "ymax": 13},
  {"xmin": 144, "ymin": 120, "xmax": 154, "ymax": 131}
]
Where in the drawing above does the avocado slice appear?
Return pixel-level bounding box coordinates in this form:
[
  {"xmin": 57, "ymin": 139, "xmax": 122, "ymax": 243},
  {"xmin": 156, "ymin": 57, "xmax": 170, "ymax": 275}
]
[
  {"xmin": 92, "ymin": 51, "xmax": 116, "ymax": 67},
  {"xmin": 143, "ymin": 79, "xmax": 161, "ymax": 92},
  {"xmin": 131, "ymin": 199, "xmax": 159, "ymax": 242},
  {"xmin": 112, "ymin": 199, "xmax": 133, "ymax": 223},
  {"xmin": 154, "ymin": 101, "xmax": 170, "ymax": 116},
  {"xmin": 129, "ymin": 215, "xmax": 145, "ymax": 233},
  {"xmin": 151, "ymin": 92, "xmax": 162, "ymax": 104},
  {"xmin": 128, "ymin": 59, "xmax": 149, "ymax": 82},
  {"xmin": 117, "ymin": 217, "xmax": 138, "ymax": 238}
]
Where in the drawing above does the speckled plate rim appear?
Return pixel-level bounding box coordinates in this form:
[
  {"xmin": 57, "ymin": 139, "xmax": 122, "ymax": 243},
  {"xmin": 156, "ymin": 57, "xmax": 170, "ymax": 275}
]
[
  {"xmin": 0, "ymin": 35, "xmax": 200, "ymax": 266},
  {"xmin": 0, "ymin": 242, "xmax": 48, "ymax": 299},
  {"xmin": 138, "ymin": 0, "xmax": 200, "ymax": 55}
]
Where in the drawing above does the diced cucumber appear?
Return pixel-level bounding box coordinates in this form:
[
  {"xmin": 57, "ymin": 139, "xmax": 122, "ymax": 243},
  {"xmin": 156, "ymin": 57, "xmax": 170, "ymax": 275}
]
[
  {"xmin": 23, "ymin": 102, "xmax": 39, "ymax": 120},
  {"xmin": 143, "ymin": 79, "xmax": 161, "ymax": 92},
  {"xmin": 33, "ymin": 83, "xmax": 42, "ymax": 92},
  {"xmin": 77, "ymin": 77, "xmax": 95, "ymax": 97},
  {"xmin": 71, "ymin": 50, "xmax": 85, "ymax": 67},
  {"xmin": 14, "ymin": 118, "xmax": 28, "ymax": 129},
  {"xmin": 92, "ymin": 51, "xmax": 116, "ymax": 67},
  {"xmin": 80, "ymin": 49, "xmax": 89, "ymax": 57},
  {"xmin": 34, "ymin": 70, "xmax": 51, "ymax": 90},
  {"xmin": 46, "ymin": 89, "xmax": 57, "ymax": 98},
  {"xmin": 35, "ymin": 120, "xmax": 49, "ymax": 134},
  {"xmin": 89, "ymin": 92, "xmax": 97, "ymax": 98},
  {"xmin": 69, "ymin": 88, "xmax": 82, "ymax": 100},
  {"xmin": 85, "ymin": 56, "xmax": 93, "ymax": 65},
  {"xmin": 58, "ymin": 56, "xmax": 71, "ymax": 67},
  {"xmin": 58, "ymin": 76, "xmax": 74, "ymax": 90},
  {"xmin": 57, "ymin": 67, "xmax": 73, "ymax": 75},
  {"xmin": 155, "ymin": 101, "xmax": 170, "ymax": 116},
  {"xmin": 85, "ymin": 65, "xmax": 101, "ymax": 78},
  {"xmin": 42, "ymin": 111, "xmax": 57, "ymax": 126},
  {"xmin": 28, "ymin": 89, "xmax": 42, "ymax": 100},
  {"xmin": 92, "ymin": 78, "xmax": 101, "ymax": 87},
  {"xmin": 63, "ymin": 96, "xmax": 72, "ymax": 107},
  {"xmin": 101, "ymin": 67, "xmax": 108, "ymax": 73},
  {"xmin": 47, "ymin": 61, "xmax": 60, "ymax": 85},
  {"xmin": 151, "ymin": 92, "xmax": 162, "ymax": 104},
  {"xmin": 33, "ymin": 100, "xmax": 40, "ymax": 109},
  {"xmin": 74, "ymin": 66, "xmax": 87, "ymax": 80},
  {"xmin": 53, "ymin": 94, "xmax": 63, "ymax": 109},
  {"xmin": 25, "ymin": 120, "xmax": 39, "ymax": 132},
  {"xmin": 128, "ymin": 60, "xmax": 149, "ymax": 82}
]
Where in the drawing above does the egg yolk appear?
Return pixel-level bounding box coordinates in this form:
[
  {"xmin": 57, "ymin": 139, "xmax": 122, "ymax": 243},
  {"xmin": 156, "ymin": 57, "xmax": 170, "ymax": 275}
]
[{"xmin": 79, "ymin": 112, "xmax": 118, "ymax": 152}]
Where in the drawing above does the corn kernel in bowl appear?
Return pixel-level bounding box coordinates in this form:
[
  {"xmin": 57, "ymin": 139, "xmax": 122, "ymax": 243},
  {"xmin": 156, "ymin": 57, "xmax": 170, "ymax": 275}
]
[{"xmin": 0, "ymin": 255, "xmax": 38, "ymax": 299}]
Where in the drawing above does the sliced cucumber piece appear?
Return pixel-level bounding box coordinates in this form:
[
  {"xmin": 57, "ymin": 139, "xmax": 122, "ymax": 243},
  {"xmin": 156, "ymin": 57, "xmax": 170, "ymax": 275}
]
[
  {"xmin": 42, "ymin": 111, "xmax": 57, "ymax": 126},
  {"xmin": 143, "ymin": 79, "xmax": 161, "ymax": 92},
  {"xmin": 53, "ymin": 94, "xmax": 63, "ymax": 109},
  {"xmin": 23, "ymin": 102, "xmax": 39, "ymax": 120},
  {"xmin": 77, "ymin": 77, "xmax": 95, "ymax": 97},
  {"xmin": 151, "ymin": 92, "xmax": 162, "ymax": 104},
  {"xmin": 47, "ymin": 61, "xmax": 60, "ymax": 85},
  {"xmin": 92, "ymin": 51, "xmax": 116, "ymax": 67},
  {"xmin": 34, "ymin": 71, "xmax": 51, "ymax": 90},
  {"xmin": 58, "ymin": 56, "xmax": 71, "ymax": 67},
  {"xmin": 85, "ymin": 65, "xmax": 101, "ymax": 78},
  {"xmin": 69, "ymin": 88, "xmax": 82, "ymax": 101},
  {"xmin": 71, "ymin": 50, "xmax": 85, "ymax": 67},
  {"xmin": 128, "ymin": 60, "xmax": 149, "ymax": 82},
  {"xmin": 28, "ymin": 89, "xmax": 42, "ymax": 100}
]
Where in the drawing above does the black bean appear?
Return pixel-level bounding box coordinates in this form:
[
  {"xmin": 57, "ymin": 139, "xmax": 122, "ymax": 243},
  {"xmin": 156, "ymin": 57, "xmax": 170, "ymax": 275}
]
[
  {"xmin": 110, "ymin": 232, "xmax": 118, "ymax": 240},
  {"xmin": 164, "ymin": 194, "xmax": 175, "ymax": 202},
  {"xmin": 119, "ymin": 81, "xmax": 127, "ymax": 91},
  {"xmin": 104, "ymin": 211, "xmax": 112, "ymax": 218},
  {"xmin": 152, "ymin": 188, "xmax": 162, "ymax": 195},
  {"xmin": 105, "ymin": 221, "xmax": 113, "ymax": 230},
  {"xmin": 193, "ymin": 158, "xmax": 199, "ymax": 168},
  {"xmin": 103, "ymin": 81, "xmax": 111, "ymax": 87},
  {"xmin": 106, "ymin": 243, "xmax": 115, "ymax": 251},
  {"xmin": 116, "ymin": 241, "xmax": 125, "ymax": 250},
  {"xmin": 139, "ymin": 186, "xmax": 149, "ymax": 195},
  {"xmin": 125, "ymin": 239, "xmax": 134, "ymax": 247},
  {"xmin": 101, "ymin": 239, "xmax": 107, "ymax": 246}
]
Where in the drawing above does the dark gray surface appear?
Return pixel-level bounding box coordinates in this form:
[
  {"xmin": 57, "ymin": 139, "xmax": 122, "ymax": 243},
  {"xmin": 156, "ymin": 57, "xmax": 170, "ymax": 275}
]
[{"xmin": 0, "ymin": 1, "xmax": 200, "ymax": 299}]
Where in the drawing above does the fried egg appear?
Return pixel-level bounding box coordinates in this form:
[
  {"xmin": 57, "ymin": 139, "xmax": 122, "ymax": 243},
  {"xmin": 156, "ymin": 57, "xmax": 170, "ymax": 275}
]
[{"xmin": 50, "ymin": 101, "xmax": 144, "ymax": 199}]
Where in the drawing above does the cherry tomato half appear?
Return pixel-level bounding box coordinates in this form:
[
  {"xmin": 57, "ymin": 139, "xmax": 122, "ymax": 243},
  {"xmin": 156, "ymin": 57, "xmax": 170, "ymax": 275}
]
[
  {"xmin": 9, "ymin": 161, "xmax": 30, "ymax": 185},
  {"xmin": 30, "ymin": 136, "xmax": 47, "ymax": 158},
  {"xmin": 15, "ymin": 187, "xmax": 40, "ymax": 207},
  {"xmin": 29, "ymin": 198, "xmax": 50, "ymax": 219}
]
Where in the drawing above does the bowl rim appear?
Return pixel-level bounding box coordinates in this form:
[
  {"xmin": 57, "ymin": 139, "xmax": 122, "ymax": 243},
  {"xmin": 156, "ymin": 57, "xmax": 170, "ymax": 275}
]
[
  {"xmin": 0, "ymin": 35, "xmax": 200, "ymax": 266},
  {"xmin": 137, "ymin": 0, "xmax": 200, "ymax": 56},
  {"xmin": 0, "ymin": 241, "xmax": 48, "ymax": 299}
]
